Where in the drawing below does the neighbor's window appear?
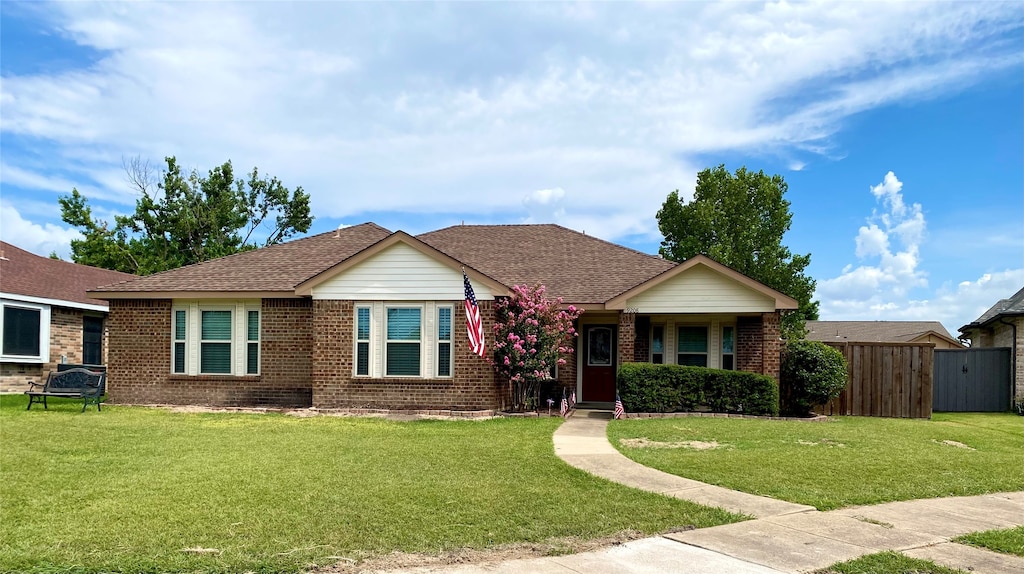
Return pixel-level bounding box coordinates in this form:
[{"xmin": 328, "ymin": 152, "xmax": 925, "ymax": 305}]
[
  {"xmin": 200, "ymin": 310, "xmax": 232, "ymax": 374},
  {"xmin": 437, "ymin": 306, "xmax": 452, "ymax": 377},
  {"xmin": 0, "ymin": 301, "xmax": 49, "ymax": 362},
  {"xmin": 386, "ymin": 307, "xmax": 421, "ymax": 376},
  {"xmin": 172, "ymin": 309, "xmax": 187, "ymax": 373},
  {"xmin": 721, "ymin": 326, "xmax": 735, "ymax": 370},
  {"xmin": 650, "ymin": 325, "xmax": 664, "ymax": 364},
  {"xmin": 677, "ymin": 326, "xmax": 708, "ymax": 367},
  {"xmin": 83, "ymin": 316, "xmax": 103, "ymax": 366},
  {"xmin": 355, "ymin": 306, "xmax": 371, "ymax": 376}
]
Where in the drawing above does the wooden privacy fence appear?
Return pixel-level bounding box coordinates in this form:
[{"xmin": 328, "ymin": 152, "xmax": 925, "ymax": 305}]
[{"xmin": 818, "ymin": 342, "xmax": 934, "ymax": 419}]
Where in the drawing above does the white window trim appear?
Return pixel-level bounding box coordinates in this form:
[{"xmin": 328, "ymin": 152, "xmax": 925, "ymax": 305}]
[
  {"xmin": 384, "ymin": 303, "xmax": 425, "ymax": 378},
  {"xmin": 353, "ymin": 305, "xmax": 373, "ymax": 377},
  {"xmin": 355, "ymin": 301, "xmax": 457, "ymax": 379},
  {"xmin": 245, "ymin": 309, "xmax": 261, "ymax": 376},
  {"xmin": 0, "ymin": 299, "xmax": 50, "ymax": 363},
  {"xmin": 721, "ymin": 324, "xmax": 736, "ymax": 370},
  {"xmin": 171, "ymin": 300, "xmax": 259, "ymax": 376},
  {"xmin": 436, "ymin": 304, "xmax": 454, "ymax": 378}
]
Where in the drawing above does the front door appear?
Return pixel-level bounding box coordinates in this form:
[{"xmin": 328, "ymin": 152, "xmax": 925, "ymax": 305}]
[{"xmin": 582, "ymin": 325, "xmax": 616, "ymax": 402}]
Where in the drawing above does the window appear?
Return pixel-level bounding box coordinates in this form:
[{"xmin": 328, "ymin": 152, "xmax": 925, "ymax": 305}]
[
  {"xmin": 246, "ymin": 310, "xmax": 260, "ymax": 375},
  {"xmin": 587, "ymin": 326, "xmax": 613, "ymax": 366},
  {"xmin": 437, "ymin": 306, "xmax": 452, "ymax": 377},
  {"xmin": 650, "ymin": 325, "xmax": 664, "ymax": 364},
  {"xmin": 1, "ymin": 301, "xmax": 49, "ymax": 362},
  {"xmin": 386, "ymin": 307, "xmax": 421, "ymax": 376},
  {"xmin": 170, "ymin": 301, "xmax": 259, "ymax": 376},
  {"xmin": 200, "ymin": 310, "xmax": 232, "ymax": 374},
  {"xmin": 83, "ymin": 316, "xmax": 104, "ymax": 365},
  {"xmin": 677, "ymin": 326, "xmax": 708, "ymax": 367},
  {"xmin": 355, "ymin": 306, "xmax": 371, "ymax": 376},
  {"xmin": 172, "ymin": 309, "xmax": 187, "ymax": 374},
  {"xmin": 721, "ymin": 326, "xmax": 735, "ymax": 370}
]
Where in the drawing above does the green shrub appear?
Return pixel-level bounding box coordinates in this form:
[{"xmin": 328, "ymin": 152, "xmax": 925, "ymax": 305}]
[
  {"xmin": 780, "ymin": 340, "xmax": 848, "ymax": 416},
  {"xmin": 617, "ymin": 362, "xmax": 778, "ymax": 416}
]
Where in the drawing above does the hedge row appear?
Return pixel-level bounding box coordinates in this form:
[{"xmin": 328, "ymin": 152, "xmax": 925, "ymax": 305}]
[{"xmin": 617, "ymin": 362, "xmax": 779, "ymax": 416}]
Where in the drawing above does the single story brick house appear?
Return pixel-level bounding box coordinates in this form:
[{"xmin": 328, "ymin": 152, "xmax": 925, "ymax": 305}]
[
  {"xmin": 1, "ymin": 241, "xmax": 135, "ymax": 392},
  {"xmin": 959, "ymin": 286, "xmax": 1024, "ymax": 401},
  {"xmin": 89, "ymin": 223, "xmax": 798, "ymax": 410}
]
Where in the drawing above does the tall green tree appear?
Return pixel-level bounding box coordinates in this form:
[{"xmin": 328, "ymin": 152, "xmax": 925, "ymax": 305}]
[
  {"xmin": 60, "ymin": 156, "xmax": 313, "ymax": 275},
  {"xmin": 657, "ymin": 165, "xmax": 818, "ymax": 339}
]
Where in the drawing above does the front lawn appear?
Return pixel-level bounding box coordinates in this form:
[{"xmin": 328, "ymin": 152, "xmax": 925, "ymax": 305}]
[
  {"xmin": 0, "ymin": 396, "xmax": 741, "ymax": 573},
  {"xmin": 608, "ymin": 413, "xmax": 1023, "ymax": 510},
  {"xmin": 954, "ymin": 526, "xmax": 1024, "ymax": 557}
]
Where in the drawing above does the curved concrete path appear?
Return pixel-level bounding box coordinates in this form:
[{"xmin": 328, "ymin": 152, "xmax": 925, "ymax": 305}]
[{"xmin": 553, "ymin": 410, "xmax": 816, "ymax": 518}]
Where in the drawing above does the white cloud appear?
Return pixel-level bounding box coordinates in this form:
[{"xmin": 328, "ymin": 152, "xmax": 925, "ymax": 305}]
[
  {"xmin": 0, "ymin": 1, "xmax": 1021, "ymax": 251},
  {"xmin": 0, "ymin": 199, "xmax": 82, "ymax": 258},
  {"xmin": 522, "ymin": 187, "xmax": 567, "ymax": 222},
  {"xmin": 816, "ymin": 171, "xmax": 1023, "ymax": 333}
]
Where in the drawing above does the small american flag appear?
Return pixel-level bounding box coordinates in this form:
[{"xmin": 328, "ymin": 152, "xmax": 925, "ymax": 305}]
[
  {"xmin": 560, "ymin": 388, "xmax": 569, "ymax": 417},
  {"xmin": 569, "ymin": 390, "xmax": 576, "ymax": 410},
  {"xmin": 463, "ymin": 269, "xmax": 485, "ymax": 358},
  {"xmin": 613, "ymin": 394, "xmax": 625, "ymax": 419}
]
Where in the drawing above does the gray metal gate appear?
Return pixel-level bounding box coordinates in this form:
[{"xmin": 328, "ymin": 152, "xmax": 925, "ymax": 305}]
[{"xmin": 934, "ymin": 348, "xmax": 1011, "ymax": 411}]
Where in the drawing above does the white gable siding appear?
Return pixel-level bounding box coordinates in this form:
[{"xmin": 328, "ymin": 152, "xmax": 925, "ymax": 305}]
[
  {"xmin": 312, "ymin": 243, "xmax": 493, "ymax": 301},
  {"xmin": 626, "ymin": 265, "xmax": 774, "ymax": 313}
]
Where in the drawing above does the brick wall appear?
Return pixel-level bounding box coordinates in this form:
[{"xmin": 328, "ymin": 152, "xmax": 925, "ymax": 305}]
[
  {"xmin": 735, "ymin": 312, "xmax": 782, "ymax": 380},
  {"xmin": 106, "ymin": 298, "xmax": 314, "ymax": 407},
  {"xmin": 617, "ymin": 312, "xmax": 635, "ymax": 366},
  {"xmin": 313, "ymin": 300, "xmax": 505, "ymax": 410}
]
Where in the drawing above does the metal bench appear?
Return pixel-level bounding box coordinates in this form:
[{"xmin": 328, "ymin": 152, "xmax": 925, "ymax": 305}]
[{"xmin": 25, "ymin": 368, "xmax": 106, "ymax": 412}]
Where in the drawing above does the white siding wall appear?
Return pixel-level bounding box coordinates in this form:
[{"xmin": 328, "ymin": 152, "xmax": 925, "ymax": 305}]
[
  {"xmin": 312, "ymin": 243, "xmax": 493, "ymax": 301},
  {"xmin": 626, "ymin": 265, "xmax": 774, "ymax": 313}
]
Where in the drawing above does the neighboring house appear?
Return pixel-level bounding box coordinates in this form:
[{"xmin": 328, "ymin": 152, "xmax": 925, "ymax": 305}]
[
  {"xmin": 959, "ymin": 286, "xmax": 1024, "ymax": 401},
  {"xmin": 89, "ymin": 223, "xmax": 798, "ymax": 410},
  {"xmin": 805, "ymin": 320, "xmax": 964, "ymax": 349},
  {"xmin": 0, "ymin": 242, "xmax": 135, "ymax": 392}
]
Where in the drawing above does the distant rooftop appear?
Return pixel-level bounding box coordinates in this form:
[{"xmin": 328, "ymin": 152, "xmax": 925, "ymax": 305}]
[{"xmin": 805, "ymin": 320, "xmax": 961, "ymax": 346}]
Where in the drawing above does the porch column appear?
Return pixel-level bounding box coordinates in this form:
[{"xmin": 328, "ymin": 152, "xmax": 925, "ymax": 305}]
[
  {"xmin": 762, "ymin": 311, "xmax": 781, "ymax": 381},
  {"xmin": 617, "ymin": 312, "xmax": 635, "ymax": 367}
]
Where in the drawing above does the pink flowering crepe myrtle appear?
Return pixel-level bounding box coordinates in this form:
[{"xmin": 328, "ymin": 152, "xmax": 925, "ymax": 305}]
[{"xmin": 490, "ymin": 284, "xmax": 582, "ymax": 412}]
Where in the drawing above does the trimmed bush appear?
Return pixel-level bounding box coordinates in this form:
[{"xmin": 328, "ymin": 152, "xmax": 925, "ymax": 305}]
[
  {"xmin": 780, "ymin": 340, "xmax": 848, "ymax": 416},
  {"xmin": 617, "ymin": 362, "xmax": 779, "ymax": 416}
]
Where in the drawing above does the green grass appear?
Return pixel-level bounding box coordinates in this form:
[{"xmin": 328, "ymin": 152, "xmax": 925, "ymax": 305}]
[
  {"xmin": 608, "ymin": 413, "xmax": 1024, "ymax": 510},
  {"xmin": 954, "ymin": 526, "xmax": 1024, "ymax": 557},
  {"xmin": 0, "ymin": 396, "xmax": 741, "ymax": 573},
  {"xmin": 817, "ymin": 551, "xmax": 965, "ymax": 573}
]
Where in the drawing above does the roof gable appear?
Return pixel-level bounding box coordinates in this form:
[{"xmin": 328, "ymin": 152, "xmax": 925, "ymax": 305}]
[
  {"xmin": 0, "ymin": 242, "xmax": 135, "ymax": 308},
  {"xmin": 295, "ymin": 232, "xmax": 509, "ymax": 297},
  {"xmin": 605, "ymin": 255, "xmax": 798, "ymax": 311}
]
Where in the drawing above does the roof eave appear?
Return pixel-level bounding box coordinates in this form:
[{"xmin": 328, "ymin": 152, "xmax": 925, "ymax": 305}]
[{"xmin": 89, "ymin": 290, "xmax": 302, "ymax": 300}]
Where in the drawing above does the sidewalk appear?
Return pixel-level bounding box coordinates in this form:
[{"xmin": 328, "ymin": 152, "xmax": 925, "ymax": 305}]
[{"xmin": 369, "ymin": 412, "xmax": 1024, "ymax": 574}]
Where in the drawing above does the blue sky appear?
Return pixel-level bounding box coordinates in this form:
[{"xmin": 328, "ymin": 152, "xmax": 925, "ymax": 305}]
[{"xmin": 1, "ymin": 1, "xmax": 1022, "ymax": 335}]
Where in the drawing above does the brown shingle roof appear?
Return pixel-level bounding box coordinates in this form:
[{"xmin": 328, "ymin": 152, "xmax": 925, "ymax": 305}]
[
  {"xmin": 960, "ymin": 286, "xmax": 1024, "ymax": 331},
  {"xmin": 417, "ymin": 224, "xmax": 675, "ymax": 303},
  {"xmin": 0, "ymin": 242, "xmax": 136, "ymax": 307},
  {"xmin": 805, "ymin": 321, "xmax": 960, "ymax": 345},
  {"xmin": 90, "ymin": 223, "xmax": 392, "ymax": 295}
]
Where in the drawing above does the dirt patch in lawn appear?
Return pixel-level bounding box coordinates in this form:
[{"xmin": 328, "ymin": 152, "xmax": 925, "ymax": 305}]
[
  {"xmin": 796, "ymin": 439, "xmax": 846, "ymax": 448},
  {"xmin": 619, "ymin": 437, "xmax": 727, "ymax": 450},
  {"xmin": 933, "ymin": 439, "xmax": 976, "ymax": 451},
  {"xmin": 313, "ymin": 529, "xmax": 664, "ymax": 573}
]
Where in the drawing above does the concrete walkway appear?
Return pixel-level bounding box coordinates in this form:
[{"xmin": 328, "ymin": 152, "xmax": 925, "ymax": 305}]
[{"xmin": 370, "ymin": 412, "xmax": 1024, "ymax": 573}]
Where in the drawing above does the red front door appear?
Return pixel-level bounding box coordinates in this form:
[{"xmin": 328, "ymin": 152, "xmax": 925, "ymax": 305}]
[{"xmin": 582, "ymin": 325, "xmax": 616, "ymax": 402}]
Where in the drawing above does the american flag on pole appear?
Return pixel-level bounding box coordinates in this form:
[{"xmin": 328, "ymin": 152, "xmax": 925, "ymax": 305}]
[
  {"xmin": 463, "ymin": 269, "xmax": 486, "ymax": 358},
  {"xmin": 560, "ymin": 388, "xmax": 569, "ymax": 417},
  {"xmin": 613, "ymin": 394, "xmax": 625, "ymax": 419}
]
